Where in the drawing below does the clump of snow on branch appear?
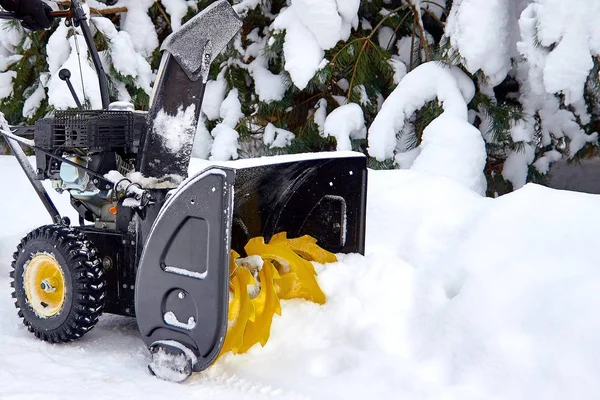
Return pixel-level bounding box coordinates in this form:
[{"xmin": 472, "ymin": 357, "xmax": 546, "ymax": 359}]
[
  {"xmin": 210, "ymin": 124, "xmax": 239, "ymax": 161},
  {"xmin": 0, "ymin": 71, "xmax": 16, "ymax": 100},
  {"xmin": 264, "ymin": 124, "xmax": 295, "ymax": 149},
  {"xmin": 248, "ymin": 55, "xmax": 286, "ymax": 102},
  {"xmin": 202, "ymin": 69, "xmax": 228, "ymax": 121},
  {"xmin": 272, "ymin": 7, "xmax": 325, "ymax": 90},
  {"xmin": 118, "ymin": 0, "xmax": 158, "ymax": 58},
  {"xmin": 160, "ymin": 0, "xmax": 191, "ymax": 31},
  {"xmin": 46, "ymin": 21, "xmax": 103, "ymax": 110},
  {"xmin": 192, "ymin": 115, "xmax": 213, "ymax": 160},
  {"xmin": 501, "ymin": 2, "xmax": 599, "ymax": 189},
  {"xmin": 231, "ymin": 28, "xmax": 287, "ymax": 103},
  {"xmin": 273, "ymin": 0, "xmax": 360, "ymax": 89},
  {"xmin": 22, "ymin": 85, "xmax": 46, "ymax": 119},
  {"xmin": 92, "ymin": 17, "xmax": 153, "ymax": 96},
  {"xmin": 444, "ymin": 0, "xmax": 513, "ymax": 86},
  {"xmin": 220, "ymin": 89, "xmax": 243, "ymax": 128},
  {"xmin": 369, "ymin": 62, "xmax": 486, "ymax": 195},
  {"xmin": 323, "ymin": 103, "xmax": 366, "ymax": 151},
  {"xmin": 524, "ymin": 0, "xmax": 600, "ymax": 105},
  {"xmin": 0, "ymin": 21, "xmax": 23, "ymax": 76}
]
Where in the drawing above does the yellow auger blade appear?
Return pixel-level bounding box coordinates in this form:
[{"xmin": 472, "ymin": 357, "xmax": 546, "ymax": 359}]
[
  {"xmin": 216, "ymin": 234, "xmax": 334, "ymax": 361},
  {"xmin": 237, "ymin": 259, "xmax": 282, "ymax": 353},
  {"xmin": 216, "ymin": 252, "xmax": 256, "ymax": 359},
  {"xmin": 245, "ymin": 236, "xmax": 327, "ymax": 305},
  {"xmin": 269, "ymin": 232, "xmax": 338, "ymax": 264}
]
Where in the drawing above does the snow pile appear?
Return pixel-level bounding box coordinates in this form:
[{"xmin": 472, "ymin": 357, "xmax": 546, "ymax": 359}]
[
  {"xmin": 3, "ymin": 156, "xmax": 600, "ymax": 398},
  {"xmin": 368, "ymin": 62, "xmax": 486, "ymax": 195},
  {"xmin": 273, "ymin": 0, "xmax": 360, "ymax": 89},
  {"xmin": 323, "ymin": 103, "xmax": 366, "ymax": 151}
]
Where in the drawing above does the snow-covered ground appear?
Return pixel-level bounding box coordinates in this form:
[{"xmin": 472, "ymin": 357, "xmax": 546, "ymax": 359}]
[{"xmin": 2, "ymin": 155, "xmax": 600, "ymax": 399}]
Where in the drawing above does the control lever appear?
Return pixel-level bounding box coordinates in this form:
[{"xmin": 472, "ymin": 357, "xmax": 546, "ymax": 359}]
[{"xmin": 59, "ymin": 68, "xmax": 83, "ymax": 110}]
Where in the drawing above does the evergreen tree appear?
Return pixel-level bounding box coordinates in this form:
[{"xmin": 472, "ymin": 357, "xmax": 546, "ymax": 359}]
[{"xmin": 1, "ymin": 0, "xmax": 599, "ymax": 196}]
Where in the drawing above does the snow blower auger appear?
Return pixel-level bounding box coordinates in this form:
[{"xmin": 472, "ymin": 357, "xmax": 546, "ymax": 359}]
[{"xmin": 0, "ymin": 0, "xmax": 367, "ymax": 383}]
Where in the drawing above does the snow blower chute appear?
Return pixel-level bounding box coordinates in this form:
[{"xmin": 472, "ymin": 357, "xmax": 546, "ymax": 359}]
[{"xmin": 0, "ymin": 0, "xmax": 367, "ymax": 382}]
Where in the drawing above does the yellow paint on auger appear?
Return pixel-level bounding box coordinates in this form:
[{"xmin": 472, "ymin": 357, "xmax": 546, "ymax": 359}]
[
  {"xmin": 218, "ymin": 251, "xmax": 256, "ymax": 358},
  {"xmin": 216, "ymin": 233, "xmax": 337, "ymax": 361}
]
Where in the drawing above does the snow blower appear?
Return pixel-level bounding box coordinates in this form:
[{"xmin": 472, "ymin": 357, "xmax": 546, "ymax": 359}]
[{"xmin": 0, "ymin": 0, "xmax": 367, "ymax": 382}]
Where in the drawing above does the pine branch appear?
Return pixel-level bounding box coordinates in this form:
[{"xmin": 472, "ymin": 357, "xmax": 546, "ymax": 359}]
[{"xmin": 406, "ymin": 0, "xmax": 431, "ymax": 62}]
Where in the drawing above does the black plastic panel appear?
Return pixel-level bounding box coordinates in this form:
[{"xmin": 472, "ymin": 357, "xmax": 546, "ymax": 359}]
[
  {"xmin": 135, "ymin": 167, "xmax": 234, "ymax": 371},
  {"xmin": 230, "ymin": 155, "xmax": 367, "ymax": 255}
]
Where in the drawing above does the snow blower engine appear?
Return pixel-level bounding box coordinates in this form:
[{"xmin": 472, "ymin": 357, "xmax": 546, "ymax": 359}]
[{"xmin": 0, "ymin": 0, "xmax": 367, "ymax": 382}]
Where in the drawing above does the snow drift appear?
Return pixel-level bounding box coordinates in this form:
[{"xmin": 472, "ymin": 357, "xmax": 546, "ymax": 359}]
[{"xmin": 1, "ymin": 156, "xmax": 600, "ymax": 398}]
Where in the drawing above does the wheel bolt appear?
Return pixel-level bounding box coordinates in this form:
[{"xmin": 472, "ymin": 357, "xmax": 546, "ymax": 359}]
[{"xmin": 40, "ymin": 279, "xmax": 56, "ymax": 293}]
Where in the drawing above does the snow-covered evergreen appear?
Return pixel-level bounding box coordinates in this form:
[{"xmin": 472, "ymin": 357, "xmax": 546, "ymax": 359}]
[{"xmin": 1, "ymin": 0, "xmax": 600, "ymax": 193}]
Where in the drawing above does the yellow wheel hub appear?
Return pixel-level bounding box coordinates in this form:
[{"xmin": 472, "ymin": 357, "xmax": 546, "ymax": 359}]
[
  {"xmin": 24, "ymin": 253, "xmax": 66, "ymax": 318},
  {"xmin": 216, "ymin": 233, "xmax": 337, "ymax": 361}
]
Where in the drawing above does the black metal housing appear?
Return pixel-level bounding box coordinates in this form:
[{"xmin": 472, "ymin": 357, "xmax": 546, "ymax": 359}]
[{"xmin": 34, "ymin": 110, "xmax": 144, "ymax": 154}]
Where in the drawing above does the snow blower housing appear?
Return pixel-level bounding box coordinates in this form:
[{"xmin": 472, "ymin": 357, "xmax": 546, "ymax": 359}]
[{"xmin": 1, "ymin": 0, "xmax": 367, "ymax": 382}]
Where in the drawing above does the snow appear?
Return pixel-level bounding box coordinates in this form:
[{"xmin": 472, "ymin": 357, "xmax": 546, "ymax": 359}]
[
  {"xmin": 161, "ymin": 0, "xmax": 190, "ymax": 31},
  {"xmin": 92, "ymin": 17, "xmax": 153, "ymax": 96},
  {"xmin": 273, "ymin": 0, "xmax": 359, "ymax": 89},
  {"xmin": 220, "ymin": 89, "xmax": 243, "ymax": 128},
  {"xmin": 0, "ymin": 71, "xmax": 16, "ymax": 99},
  {"xmin": 368, "ymin": 62, "xmax": 485, "ymax": 195},
  {"xmin": 525, "ymin": 0, "xmax": 600, "ymax": 105},
  {"xmin": 0, "ymin": 21, "xmax": 23, "ymax": 54},
  {"xmin": 445, "ymin": 0, "xmax": 513, "ymax": 86},
  {"xmin": 232, "ymin": 0, "xmax": 262, "ymax": 16},
  {"xmin": 47, "ymin": 34, "xmax": 103, "ymax": 110},
  {"xmin": 389, "ymin": 57, "xmax": 407, "ymax": 84},
  {"xmin": 210, "ymin": 123, "xmax": 239, "ymax": 161},
  {"xmin": 192, "ymin": 150, "xmax": 364, "ymax": 170},
  {"xmin": 119, "ymin": 0, "xmax": 159, "ymax": 58},
  {"xmin": 323, "ymin": 103, "xmax": 366, "ymax": 151},
  {"xmin": 22, "ymin": 84, "xmax": 46, "ymax": 119},
  {"xmin": 202, "ymin": 71, "xmax": 228, "ymax": 121},
  {"xmin": 272, "ymin": 7, "xmax": 324, "ymax": 90},
  {"xmin": 248, "ymin": 56, "xmax": 286, "ymax": 103},
  {"xmin": 192, "ymin": 115, "xmax": 213, "ymax": 159},
  {"xmin": 4, "ymin": 155, "xmax": 600, "ymax": 398},
  {"xmin": 313, "ymin": 98, "xmax": 327, "ymax": 135},
  {"xmin": 411, "ymin": 114, "xmax": 487, "ymax": 195},
  {"xmin": 152, "ymin": 104, "xmax": 197, "ymax": 154},
  {"xmin": 263, "ymin": 123, "xmax": 295, "ymax": 149},
  {"xmin": 292, "ymin": 0, "xmax": 344, "ymax": 50}
]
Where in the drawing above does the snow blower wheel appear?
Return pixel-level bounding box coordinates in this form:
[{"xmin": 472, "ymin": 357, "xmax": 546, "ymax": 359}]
[{"xmin": 10, "ymin": 225, "xmax": 105, "ymax": 343}]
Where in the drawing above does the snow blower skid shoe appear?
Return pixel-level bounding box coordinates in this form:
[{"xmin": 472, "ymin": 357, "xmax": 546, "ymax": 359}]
[{"xmin": 1, "ymin": 0, "xmax": 367, "ymax": 383}]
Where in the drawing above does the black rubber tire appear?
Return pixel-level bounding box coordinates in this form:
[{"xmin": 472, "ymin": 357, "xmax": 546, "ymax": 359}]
[{"xmin": 9, "ymin": 225, "xmax": 106, "ymax": 343}]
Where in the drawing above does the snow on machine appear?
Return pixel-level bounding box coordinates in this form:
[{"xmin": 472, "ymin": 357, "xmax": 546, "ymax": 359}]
[{"xmin": 0, "ymin": 0, "xmax": 367, "ymax": 382}]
